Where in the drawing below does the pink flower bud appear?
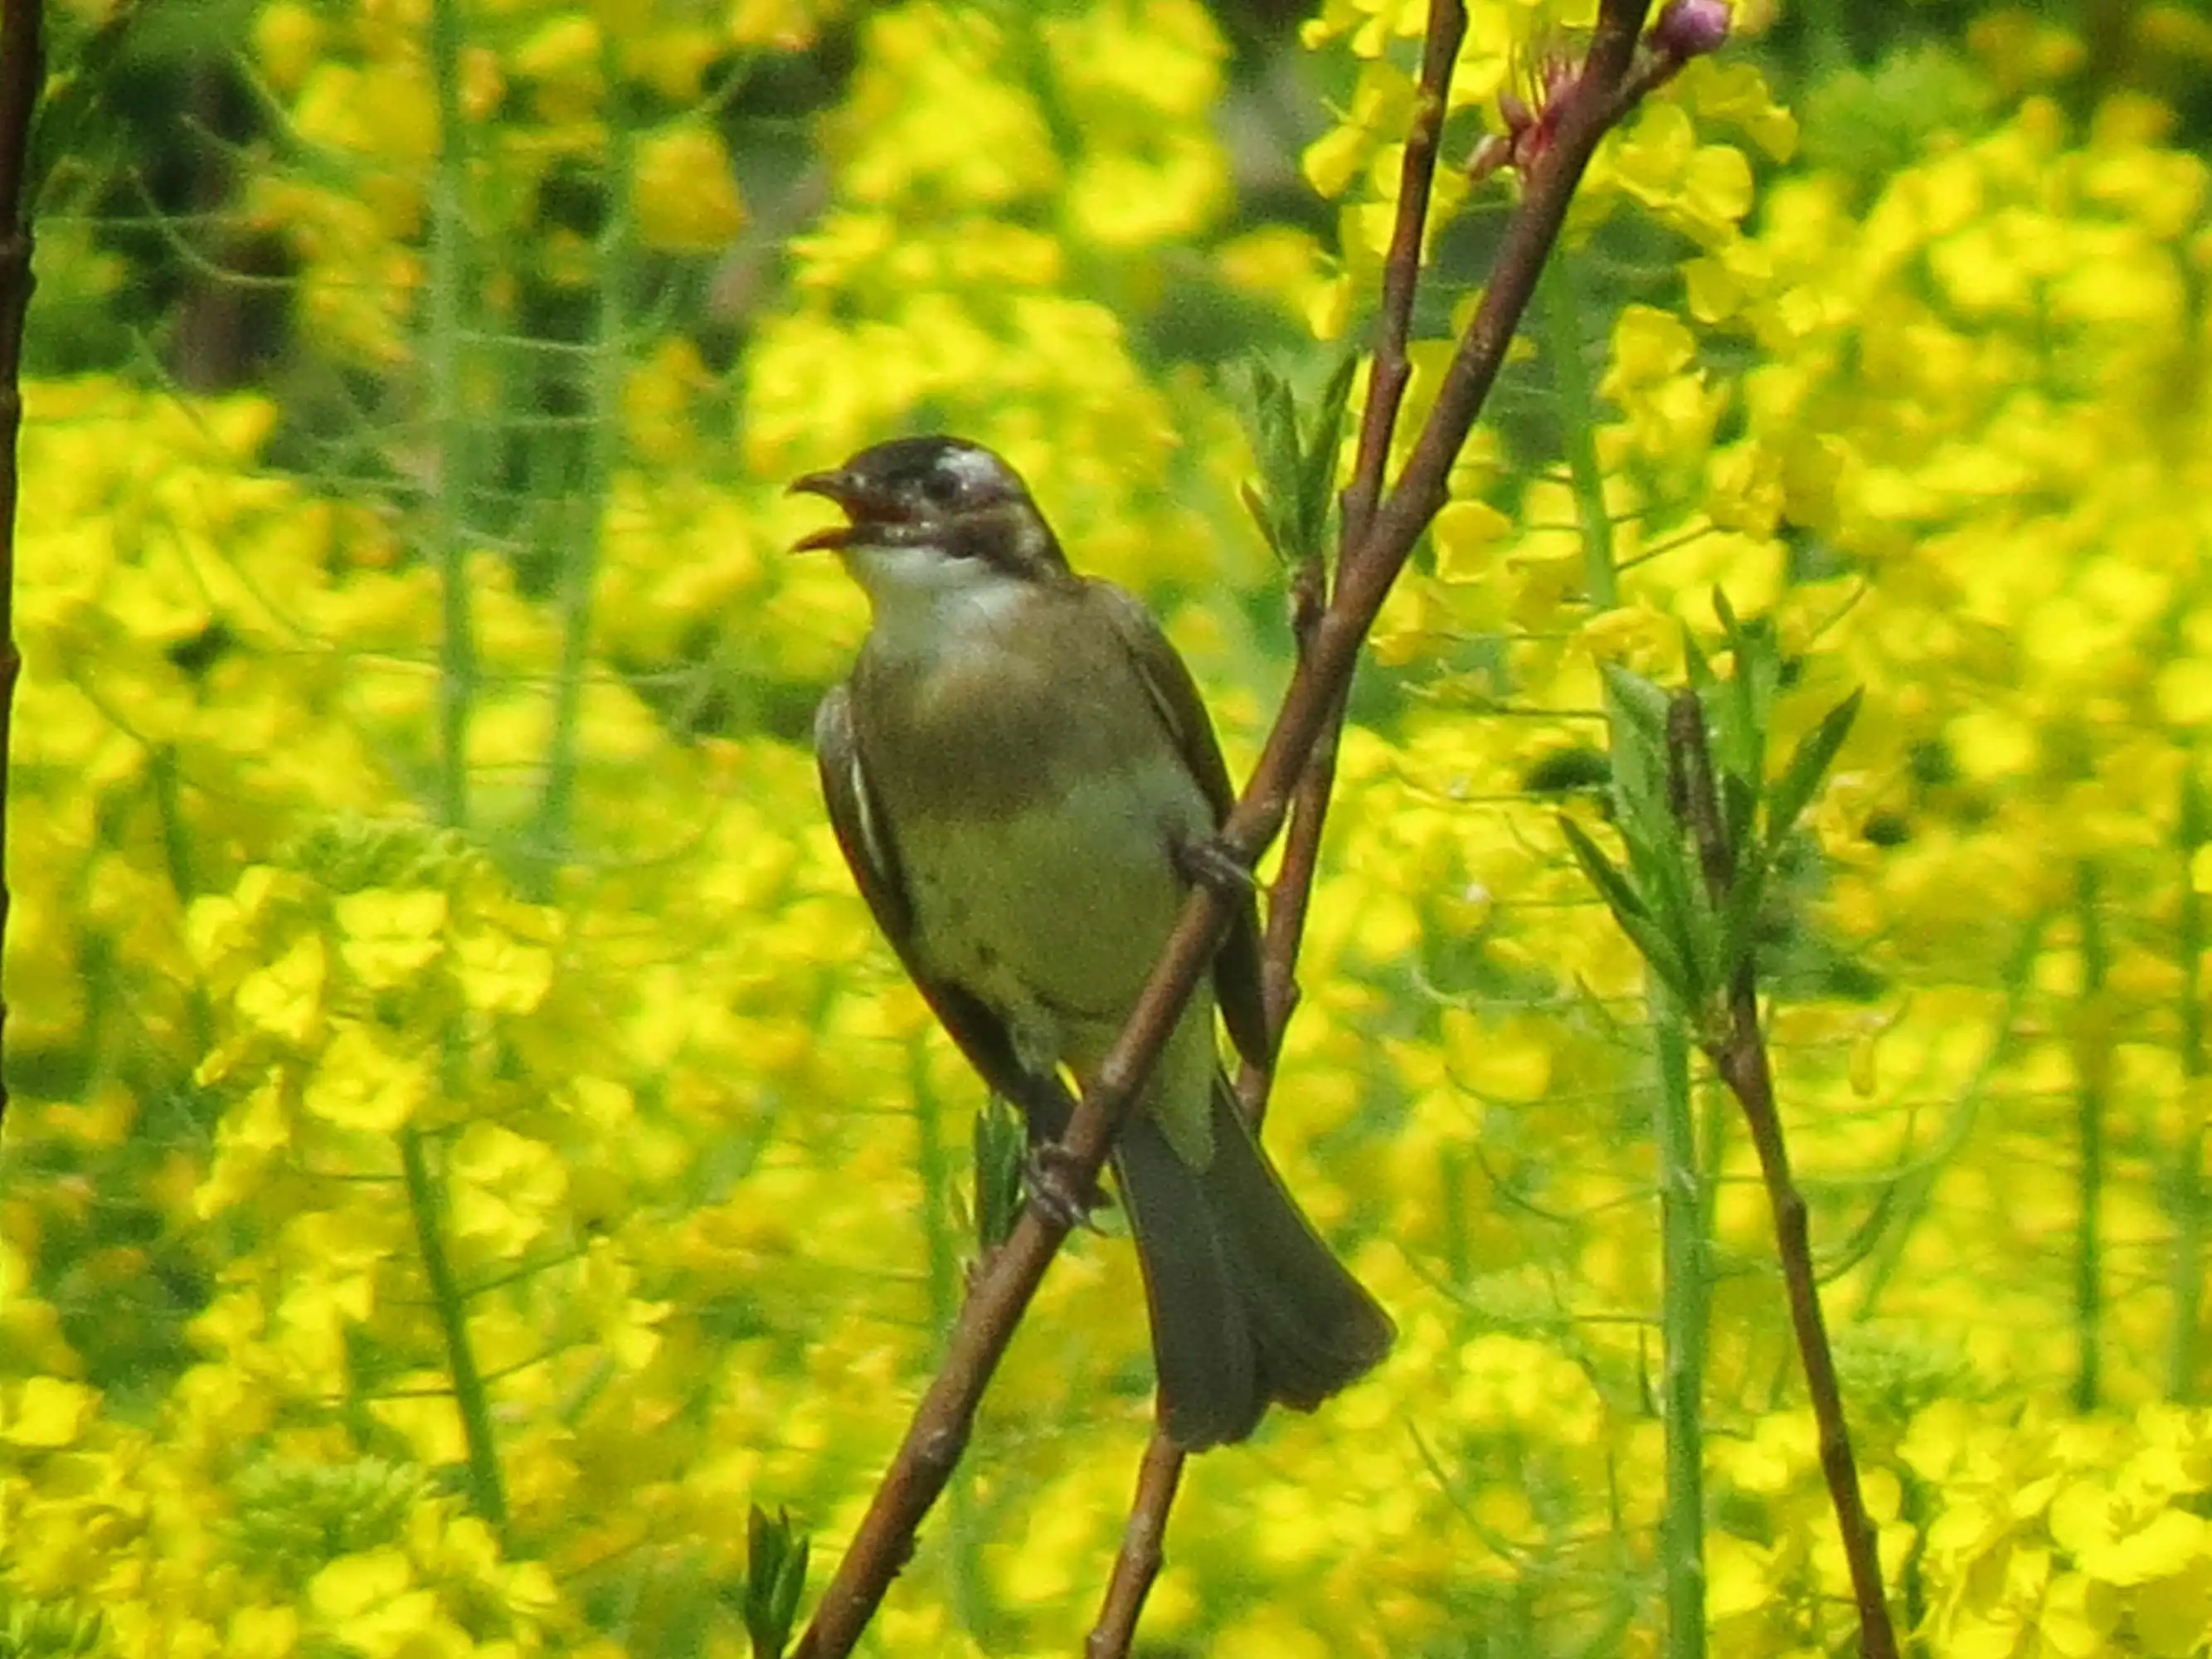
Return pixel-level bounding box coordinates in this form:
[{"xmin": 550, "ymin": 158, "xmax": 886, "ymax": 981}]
[{"xmin": 1653, "ymin": 0, "xmax": 1730, "ymax": 59}]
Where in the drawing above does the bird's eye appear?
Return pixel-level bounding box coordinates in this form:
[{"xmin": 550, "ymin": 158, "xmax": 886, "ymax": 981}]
[{"xmin": 921, "ymin": 470, "xmax": 964, "ymax": 507}]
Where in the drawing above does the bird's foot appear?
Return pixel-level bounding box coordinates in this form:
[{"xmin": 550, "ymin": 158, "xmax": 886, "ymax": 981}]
[
  {"xmin": 1174, "ymin": 832, "xmax": 1255, "ymax": 899},
  {"xmin": 1023, "ymin": 1142, "xmax": 1108, "ymax": 1233}
]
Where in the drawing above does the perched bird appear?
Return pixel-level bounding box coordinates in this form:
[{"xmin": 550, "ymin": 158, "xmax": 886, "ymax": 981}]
[{"xmin": 795, "ymin": 435, "xmax": 1393, "ymax": 1449}]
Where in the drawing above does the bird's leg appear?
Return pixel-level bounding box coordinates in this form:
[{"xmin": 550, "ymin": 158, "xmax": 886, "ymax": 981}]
[
  {"xmin": 1023, "ymin": 1138, "xmax": 1109, "ymax": 1233},
  {"xmin": 1173, "ymin": 831, "xmax": 1256, "ymax": 899}
]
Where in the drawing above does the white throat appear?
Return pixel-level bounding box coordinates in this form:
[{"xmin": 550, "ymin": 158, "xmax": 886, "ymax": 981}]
[{"xmin": 847, "ymin": 541, "xmax": 1031, "ymax": 663}]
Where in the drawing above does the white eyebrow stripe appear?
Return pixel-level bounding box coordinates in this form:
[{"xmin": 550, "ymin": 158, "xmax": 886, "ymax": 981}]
[{"xmin": 939, "ymin": 445, "xmax": 1008, "ymax": 493}]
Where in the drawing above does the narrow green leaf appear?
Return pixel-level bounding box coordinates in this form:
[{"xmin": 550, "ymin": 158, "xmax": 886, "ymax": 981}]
[
  {"xmin": 1302, "ymin": 353, "xmax": 1359, "ymax": 542},
  {"xmin": 1262, "ymin": 372, "xmax": 1300, "ymax": 490},
  {"xmin": 1601, "ymin": 661, "xmax": 1672, "ymax": 740},
  {"xmin": 1622, "ymin": 910, "xmax": 1697, "ymax": 1008},
  {"xmin": 1560, "ymin": 814, "xmax": 1650, "ymax": 927},
  {"xmin": 772, "ymin": 1536, "xmax": 810, "ymax": 1638},
  {"xmin": 1240, "ymin": 366, "xmax": 1292, "ymax": 494},
  {"xmin": 973, "ymin": 1096, "xmax": 1026, "ymax": 1251},
  {"xmin": 1702, "ymin": 601, "xmax": 1768, "ymax": 796},
  {"xmin": 1718, "ymin": 866, "xmax": 1767, "ymax": 985},
  {"xmin": 745, "ymin": 1505, "xmax": 809, "ymax": 1659},
  {"xmin": 1682, "ymin": 625, "xmax": 1715, "ymax": 702},
  {"xmin": 1561, "ymin": 812, "xmax": 1698, "ymax": 1001},
  {"xmin": 1722, "ymin": 772, "xmax": 1759, "ymax": 882},
  {"xmin": 1602, "ymin": 668, "xmax": 1675, "ymax": 845},
  {"xmin": 1315, "ymin": 348, "xmax": 1359, "ymax": 448},
  {"xmin": 1711, "ymin": 584, "xmax": 1741, "ymax": 643},
  {"xmin": 1238, "ymin": 479, "xmax": 1286, "ymax": 564},
  {"xmin": 1767, "ymin": 687, "xmax": 1864, "ymax": 847},
  {"xmin": 1629, "ymin": 816, "xmax": 1713, "ymax": 1007}
]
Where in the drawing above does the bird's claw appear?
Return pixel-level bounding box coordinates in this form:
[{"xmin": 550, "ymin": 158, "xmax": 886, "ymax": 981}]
[
  {"xmin": 1175, "ymin": 832, "xmax": 1255, "ymax": 899},
  {"xmin": 1024, "ymin": 1142, "xmax": 1107, "ymax": 1233}
]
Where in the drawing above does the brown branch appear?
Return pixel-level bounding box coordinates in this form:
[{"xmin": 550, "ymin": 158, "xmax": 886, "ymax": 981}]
[
  {"xmin": 1083, "ymin": 1430, "xmax": 1185, "ymax": 1659},
  {"xmin": 1666, "ymin": 692, "xmax": 1899, "ymax": 1659},
  {"xmin": 1088, "ymin": 7, "xmax": 1471, "ymax": 1652},
  {"xmin": 0, "ymin": 0, "xmax": 47, "ymax": 1153},
  {"xmin": 792, "ymin": 5, "xmax": 1661, "ymax": 1653}
]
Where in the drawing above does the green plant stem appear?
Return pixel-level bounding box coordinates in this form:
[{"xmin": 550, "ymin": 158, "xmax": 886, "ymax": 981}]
[
  {"xmin": 401, "ymin": 1125, "xmax": 508, "ymax": 1537},
  {"xmin": 2074, "ymin": 859, "xmax": 2107, "ymax": 1413},
  {"xmin": 413, "ymin": 0, "xmax": 505, "ymax": 1539},
  {"xmin": 2171, "ymin": 772, "xmax": 2207, "ymax": 1401},
  {"xmin": 528, "ymin": 41, "xmax": 630, "ymax": 889},
  {"xmin": 1651, "ymin": 986, "xmax": 1706, "ymax": 1659},
  {"xmin": 1669, "ymin": 696, "xmax": 1897, "ymax": 1659},
  {"xmin": 428, "ymin": 0, "xmax": 476, "ymax": 830},
  {"xmin": 1544, "ymin": 255, "xmax": 1618, "ymax": 611},
  {"xmin": 1552, "ymin": 240, "xmax": 1704, "ymax": 1657},
  {"xmin": 0, "ymin": 0, "xmax": 42, "ymax": 1146}
]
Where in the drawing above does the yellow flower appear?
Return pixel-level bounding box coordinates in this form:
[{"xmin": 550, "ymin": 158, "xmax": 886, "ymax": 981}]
[
  {"xmin": 302, "ymin": 1022, "xmax": 429, "ymax": 1135},
  {"xmin": 335, "ymin": 888, "xmax": 449, "ymax": 990},
  {"xmin": 634, "ymin": 125, "xmax": 746, "ymax": 251},
  {"xmin": 0, "ymin": 1377, "xmax": 96, "ymax": 1447}
]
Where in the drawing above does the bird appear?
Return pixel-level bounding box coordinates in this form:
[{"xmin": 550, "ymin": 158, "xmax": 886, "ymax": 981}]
[{"xmin": 793, "ymin": 434, "xmax": 1394, "ymax": 1450}]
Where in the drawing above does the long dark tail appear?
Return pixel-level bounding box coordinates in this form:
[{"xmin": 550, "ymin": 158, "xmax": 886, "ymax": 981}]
[{"xmin": 1111, "ymin": 1075, "xmax": 1395, "ymax": 1450}]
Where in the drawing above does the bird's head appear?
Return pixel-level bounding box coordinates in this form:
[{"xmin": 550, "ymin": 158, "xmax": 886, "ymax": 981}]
[{"xmin": 790, "ymin": 437, "xmax": 1068, "ymax": 605}]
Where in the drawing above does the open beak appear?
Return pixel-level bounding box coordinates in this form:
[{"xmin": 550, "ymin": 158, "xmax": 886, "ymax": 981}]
[{"xmin": 789, "ymin": 468, "xmax": 859, "ymax": 552}]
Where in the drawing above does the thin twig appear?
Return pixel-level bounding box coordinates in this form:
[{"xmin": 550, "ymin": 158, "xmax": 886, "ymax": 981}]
[
  {"xmin": 793, "ymin": 7, "xmax": 1660, "ymax": 1653},
  {"xmin": 0, "ymin": 0, "xmax": 46, "ymax": 1151},
  {"xmin": 1665, "ymin": 692, "xmax": 1898, "ymax": 1659},
  {"xmin": 1083, "ymin": 1432, "xmax": 1185, "ymax": 1659},
  {"xmin": 1088, "ymin": 7, "xmax": 1470, "ymax": 1650}
]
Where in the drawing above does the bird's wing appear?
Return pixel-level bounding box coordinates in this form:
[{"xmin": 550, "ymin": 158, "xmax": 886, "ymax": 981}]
[
  {"xmin": 1088, "ymin": 582, "xmax": 1271, "ymax": 1071},
  {"xmin": 815, "ymin": 685, "xmax": 1077, "ymax": 1138}
]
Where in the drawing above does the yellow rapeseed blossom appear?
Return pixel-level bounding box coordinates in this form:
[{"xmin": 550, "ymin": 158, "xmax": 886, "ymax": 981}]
[{"xmin": 634, "ymin": 124, "xmax": 746, "ymax": 251}]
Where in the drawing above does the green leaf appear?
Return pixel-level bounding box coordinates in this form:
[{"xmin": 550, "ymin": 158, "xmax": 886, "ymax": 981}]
[
  {"xmin": 1602, "ymin": 667, "xmax": 1676, "ymax": 850},
  {"xmin": 1560, "ymin": 814, "xmax": 1649, "ymax": 927},
  {"xmin": 1631, "ymin": 817, "xmax": 1713, "ymax": 1006},
  {"xmin": 1563, "ymin": 810, "xmax": 1703, "ymax": 1003},
  {"xmin": 973, "ymin": 1095, "xmax": 1027, "ymax": 1252},
  {"xmin": 1558, "ymin": 815, "xmax": 1691, "ymax": 998},
  {"xmin": 772, "ymin": 1535, "xmax": 810, "ymax": 1643},
  {"xmin": 1722, "ymin": 773, "xmax": 1759, "ymax": 882},
  {"xmin": 1718, "ymin": 865, "xmax": 1767, "ymax": 986},
  {"xmin": 1295, "ymin": 350, "xmax": 1359, "ymax": 557},
  {"xmin": 1235, "ymin": 358, "xmax": 1359, "ymax": 570},
  {"xmin": 1707, "ymin": 588, "xmax": 1776, "ymax": 791},
  {"xmin": 1682, "ymin": 625, "xmax": 1715, "ymax": 702},
  {"xmin": 1238, "ymin": 367, "xmax": 1293, "ymax": 491},
  {"xmin": 1601, "ymin": 661, "xmax": 1672, "ymax": 740},
  {"xmin": 745, "ymin": 1506, "xmax": 810, "ymax": 1659},
  {"xmin": 1767, "ymin": 687, "xmax": 1863, "ymax": 849},
  {"xmin": 1238, "ymin": 479, "xmax": 1286, "ymax": 564},
  {"xmin": 1711, "ymin": 584, "xmax": 1741, "ymax": 642}
]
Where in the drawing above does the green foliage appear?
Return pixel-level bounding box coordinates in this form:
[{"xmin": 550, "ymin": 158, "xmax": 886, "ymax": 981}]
[
  {"xmin": 971, "ymin": 1096, "xmax": 1028, "ymax": 1256},
  {"xmin": 1234, "ymin": 352, "xmax": 1358, "ymax": 570},
  {"xmin": 743, "ymin": 1505, "xmax": 810, "ymax": 1659},
  {"xmin": 1570, "ymin": 616, "xmax": 1862, "ymax": 1017}
]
